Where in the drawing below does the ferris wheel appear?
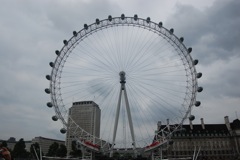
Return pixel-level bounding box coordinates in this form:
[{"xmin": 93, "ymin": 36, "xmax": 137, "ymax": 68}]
[{"xmin": 45, "ymin": 14, "xmax": 202, "ymax": 156}]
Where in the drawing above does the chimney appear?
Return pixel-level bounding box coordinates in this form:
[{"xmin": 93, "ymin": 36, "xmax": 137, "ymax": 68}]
[
  {"xmin": 157, "ymin": 121, "xmax": 161, "ymax": 131},
  {"xmin": 167, "ymin": 119, "xmax": 170, "ymax": 131},
  {"xmin": 189, "ymin": 119, "xmax": 193, "ymax": 130},
  {"xmin": 224, "ymin": 116, "xmax": 231, "ymax": 131},
  {"xmin": 201, "ymin": 118, "xmax": 205, "ymax": 129}
]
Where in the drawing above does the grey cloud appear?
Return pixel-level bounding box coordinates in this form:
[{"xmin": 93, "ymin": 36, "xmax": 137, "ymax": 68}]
[
  {"xmin": 165, "ymin": 0, "xmax": 240, "ymax": 64},
  {"xmin": 0, "ymin": 0, "xmax": 239, "ymax": 143},
  {"xmin": 199, "ymin": 57, "xmax": 240, "ymax": 99}
]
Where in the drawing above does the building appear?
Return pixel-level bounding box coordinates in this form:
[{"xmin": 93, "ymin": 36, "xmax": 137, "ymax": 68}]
[
  {"xmin": 1, "ymin": 137, "xmax": 64, "ymax": 155},
  {"xmin": 32, "ymin": 136, "xmax": 65, "ymax": 155},
  {"xmin": 157, "ymin": 116, "xmax": 240, "ymax": 160},
  {"xmin": 66, "ymin": 101, "xmax": 101, "ymax": 154}
]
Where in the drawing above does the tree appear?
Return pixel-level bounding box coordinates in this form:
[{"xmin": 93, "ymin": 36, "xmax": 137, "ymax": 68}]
[
  {"xmin": 46, "ymin": 142, "xmax": 59, "ymax": 157},
  {"xmin": 12, "ymin": 138, "xmax": 30, "ymax": 158},
  {"xmin": 113, "ymin": 152, "xmax": 120, "ymax": 159},
  {"xmin": 56, "ymin": 144, "xmax": 67, "ymax": 157},
  {"xmin": 1, "ymin": 141, "xmax": 7, "ymax": 148},
  {"xmin": 46, "ymin": 142, "xmax": 67, "ymax": 157}
]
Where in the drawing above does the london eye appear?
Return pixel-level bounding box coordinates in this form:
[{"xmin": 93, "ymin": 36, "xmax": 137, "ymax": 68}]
[{"xmin": 45, "ymin": 14, "xmax": 203, "ymax": 158}]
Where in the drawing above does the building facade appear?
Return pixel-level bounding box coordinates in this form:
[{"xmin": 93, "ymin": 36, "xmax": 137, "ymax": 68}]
[
  {"xmin": 32, "ymin": 136, "xmax": 65, "ymax": 155},
  {"xmin": 157, "ymin": 116, "xmax": 240, "ymax": 160},
  {"xmin": 66, "ymin": 101, "xmax": 101, "ymax": 154}
]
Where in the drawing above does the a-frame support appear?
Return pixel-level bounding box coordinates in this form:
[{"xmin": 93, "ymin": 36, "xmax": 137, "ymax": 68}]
[{"xmin": 110, "ymin": 71, "xmax": 136, "ymax": 157}]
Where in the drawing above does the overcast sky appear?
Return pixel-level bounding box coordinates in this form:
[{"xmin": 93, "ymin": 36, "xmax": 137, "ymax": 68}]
[{"xmin": 0, "ymin": 0, "xmax": 239, "ymax": 142}]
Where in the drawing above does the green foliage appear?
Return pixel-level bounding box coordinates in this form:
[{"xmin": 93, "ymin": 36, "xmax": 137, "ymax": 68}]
[
  {"xmin": 46, "ymin": 142, "xmax": 59, "ymax": 157},
  {"xmin": 56, "ymin": 144, "xmax": 67, "ymax": 157},
  {"xmin": 12, "ymin": 138, "xmax": 30, "ymax": 158},
  {"xmin": 112, "ymin": 152, "xmax": 120, "ymax": 158},
  {"xmin": 1, "ymin": 141, "xmax": 7, "ymax": 148},
  {"xmin": 46, "ymin": 142, "xmax": 67, "ymax": 157}
]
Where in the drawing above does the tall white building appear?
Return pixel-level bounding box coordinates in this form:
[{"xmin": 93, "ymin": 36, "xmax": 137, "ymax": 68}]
[{"xmin": 66, "ymin": 101, "xmax": 101, "ymax": 154}]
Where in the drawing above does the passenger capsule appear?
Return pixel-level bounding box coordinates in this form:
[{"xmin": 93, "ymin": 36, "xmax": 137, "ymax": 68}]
[
  {"xmin": 55, "ymin": 50, "xmax": 60, "ymax": 56},
  {"xmin": 96, "ymin": 19, "xmax": 100, "ymax": 25},
  {"xmin": 49, "ymin": 62, "xmax": 54, "ymax": 68},
  {"xmin": 84, "ymin": 24, "xmax": 88, "ymax": 30},
  {"xmin": 121, "ymin": 14, "xmax": 125, "ymax": 20},
  {"xmin": 63, "ymin": 40, "xmax": 68, "ymax": 45},
  {"xmin": 180, "ymin": 37, "xmax": 184, "ymax": 43},
  {"xmin": 46, "ymin": 75, "xmax": 51, "ymax": 81},
  {"xmin": 52, "ymin": 116, "xmax": 58, "ymax": 121},
  {"xmin": 47, "ymin": 102, "xmax": 53, "ymax": 108},
  {"xmin": 146, "ymin": 17, "xmax": 150, "ymax": 23},
  {"xmin": 195, "ymin": 101, "xmax": 201, "ymax": 107},
  {"xmin": 193, "ymin": 59, "xmax": 198, "ymax": 65},
  {"xmin": 134, "ymin": 14, "xmax": 138, "ymax": 21},
  {"xmin": 108, "ymin": 15, "xmax": 112, "ymax": 21},
  {"xmin": 170, "ymin": 28, "xmax": 174, "ymax": 34},
  {"xmin": 197, "ymin": 87, "xmax": 203, "ymax": 92},
  {"xmin": 73, "ymin": 31, "xmax": 78, "ymax": 37},
  {"xmin": 188, "ymin": 47, "xmax": 192, "ymax": 53},
  {"xmin": 158, "ymin": 22, "xmax": 163, "ymax": 27},
  {"xmin": 60, "ymin": 128, "xmax": 67, "ymax": 134},
  {"xmin": 197, "ymin": 72, "xmax": 202, "ymax": 78},
  {"xmin": 189, "ymin": 115, "xmax": 195, "ymax": 121},
  {"xmin": 45, "ymin": 88, "xmax": 51, "ymax": 94}
]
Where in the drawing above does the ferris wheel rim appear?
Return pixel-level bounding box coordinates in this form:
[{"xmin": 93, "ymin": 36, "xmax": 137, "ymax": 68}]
[{"xmin": 46, "ymin": 14, "xmax": 201, "ymax": 150}]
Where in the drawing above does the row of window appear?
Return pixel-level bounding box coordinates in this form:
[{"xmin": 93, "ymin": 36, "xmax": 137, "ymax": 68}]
[
  {"xmin": 172, "ymin": 132, "xmax": 229, "ymax": 137},
  {"xmin": 162, "ymin": 150, "xmax": 234, "ymax": 156},
  {"xmin": 172, "ymin": 140, "xmax": 231, "ymax": 150},
  {"xmin": 73, "ymin": 101, "xmax": 94, "ymax": 105}
]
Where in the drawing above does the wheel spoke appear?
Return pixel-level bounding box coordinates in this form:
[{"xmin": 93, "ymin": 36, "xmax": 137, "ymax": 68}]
[{"xmin": 46, "ymin": 15, "xmax": 202, "ymax": 156}]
